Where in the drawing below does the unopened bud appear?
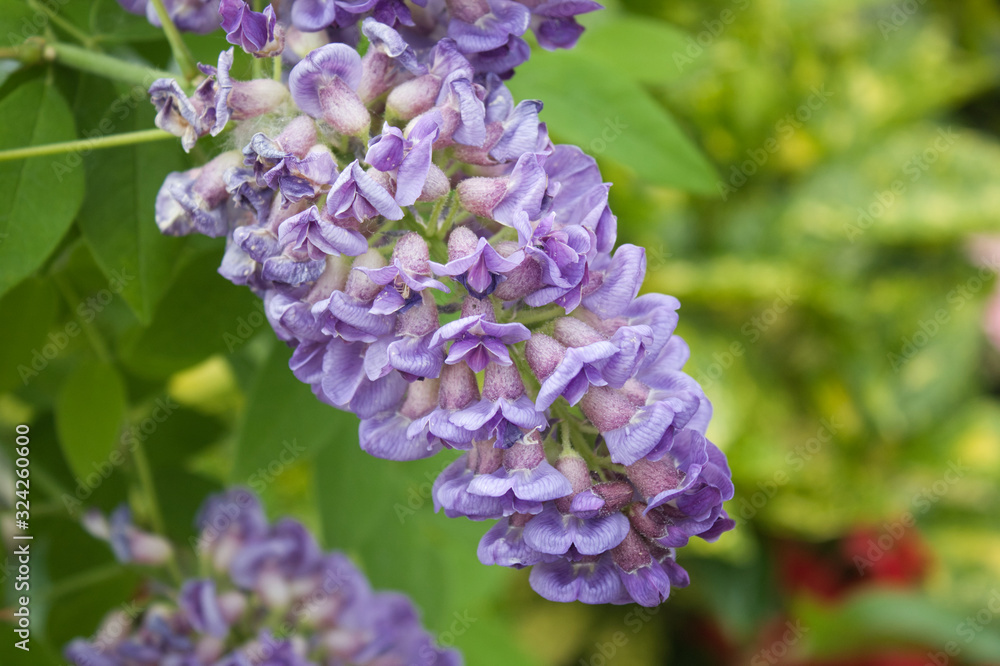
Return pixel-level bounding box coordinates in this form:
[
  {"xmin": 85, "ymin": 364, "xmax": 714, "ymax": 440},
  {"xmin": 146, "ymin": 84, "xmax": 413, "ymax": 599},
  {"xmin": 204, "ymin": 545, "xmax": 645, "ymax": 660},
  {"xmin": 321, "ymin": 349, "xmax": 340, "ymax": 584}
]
[
  {"xmin": 525, "ymin": 333, "xmax": 565, "ymax": 381},
  {"xmin": 553, "ymin": 317, "xmax": 605, "ymax": 347},
  {"xmin": 346, "ymin": 249, "xmax": 386, "ymax": 301},
  {"xmin": 393, "ymin": 232, "xmax": 431, "ymax": 275},
  {"xmin": 580, "ymin": 386, "xmax": 636, "ymax": 432},
  {"xmin": 456, "ymin": 176, "xmax": 507, "ymax": 218},
  {"xmin": 439, "ymin": 362, "xmax": 480, "ymax": 409}
]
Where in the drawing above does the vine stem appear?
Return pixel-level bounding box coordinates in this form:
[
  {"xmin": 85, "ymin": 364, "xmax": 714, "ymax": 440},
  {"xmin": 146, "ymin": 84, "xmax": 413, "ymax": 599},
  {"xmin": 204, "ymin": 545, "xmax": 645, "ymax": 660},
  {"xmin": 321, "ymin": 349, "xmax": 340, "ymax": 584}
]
[
  {"xmin": 46, "ymin": 41, "xmax": 177, "ymax": 88},
  {"xmin": 131, "ymin": 436, "xmax": 184, "ymax": 585},
  {"xmin": 0, "ymin": 129, "xmax": 174, "ymax": 162},
  {"xmin": 148, "ymin": 0, "xmax": 199, "ymax": 82}
]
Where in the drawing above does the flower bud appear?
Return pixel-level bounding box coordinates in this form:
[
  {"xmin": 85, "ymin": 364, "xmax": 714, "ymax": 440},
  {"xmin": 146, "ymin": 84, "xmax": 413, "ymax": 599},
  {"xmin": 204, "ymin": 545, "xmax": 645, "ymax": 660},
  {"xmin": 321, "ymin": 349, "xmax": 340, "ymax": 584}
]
[
  {"xmin": 553, "ymin": 317, "xmax": 605, "ymax": 348},
  {"xmin": 482, "ymin": 362, "xmax": 526, "ymax": 402},
  {"xmin": 400, "ymin": 377, "xmax": 440, "ymax": 420},
  {"xmin": 129, "ymin": 531, "xmax": 174, "ymax": 566},
  {"xmin": 460, "ymin": 293, "xmax": 495, "ymax": 320},
  {"xmin": 446, "ymin": 0, "xmax": 490, "ymax": 22},
  {"xmin": 386, "ymin": 74, "xmax": 441, "ymax": 120},
  {"xmin": 456, "ymin": 176, "xmax": 507, "ymax": 218},
  {"xmin": 393, "ymin": 232, "xmax": 432, "ymax": 275},
  {"xmin": 493, "ymin": 241, "xmax": 541, "ymax": 301},
  {"xmin": 525, "ymin": 332, "xmax": 565, "ymax": 382},
  {"xmin": 502, "ymin": 431, "xmax": 546, "ymax": 471},
  {"xmin": 580, "ymin": 386, "xmax": 636, "ymax": 432},
  {"xmin": 625, "ymin": 457, "xmax": 681, "ymax": 502},
  {"xmin": 448, "ymin": 226, "xmax": 480, "ymax": 262},
  {"xmin": 345, "ymin": 249, "xmax": 386, "ymax": 301},
  {"xmin": 570, "ymin": 481, "xmax": 634, "ymax": 519},
  {"xmin": 625, "ymin": 502, "xmax": 668, "ymax": 540},
  {"xmin": 229, "ymin": 78, "xmax": 289, "ymax": 121},
  {"xmin": 397, "ymin": 291, "xmax": 440, "ymax": 336},
  {"xmin": 611, "ymin": 528, "xmax": 652, "ymax": 574},
  {"xmin": 276, "ymin": 115, "xmax": 318, "ymax": 158},
  {"xmin": 418, "ymin": 164, "xmax": 451, "ymax": 201},
  {"xmin": 470, "ymin": 438, "xmax": 503, "ymax": 475},
  {"xmin": 439, "ymin": 362, "xmax": 480, "ymax": 409}
]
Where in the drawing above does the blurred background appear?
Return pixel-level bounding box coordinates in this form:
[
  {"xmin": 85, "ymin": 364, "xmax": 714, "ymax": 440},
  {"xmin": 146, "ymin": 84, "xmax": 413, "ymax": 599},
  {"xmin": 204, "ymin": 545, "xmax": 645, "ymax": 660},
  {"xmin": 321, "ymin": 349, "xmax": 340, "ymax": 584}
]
[{"xmin": 2, "ymin": 0, "xmax": 1000, "ymax": 663}]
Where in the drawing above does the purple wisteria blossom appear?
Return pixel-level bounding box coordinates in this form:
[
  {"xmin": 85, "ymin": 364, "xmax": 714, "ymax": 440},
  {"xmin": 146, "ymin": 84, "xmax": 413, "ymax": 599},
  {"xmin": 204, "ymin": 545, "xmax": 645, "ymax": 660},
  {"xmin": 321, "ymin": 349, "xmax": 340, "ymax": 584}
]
[
  {"xmin": 146, "ymin": 0, "xmax": 732, "ymax": 608},
  {"xmin": 117, "ymin": 0, "xmax": 221, "ymax": 33},
  {"xmin": 430, "ymin": 297, "xmax": 531, "ymax": 372},
  {"xmin": 220, "ymin": 0, "xmax": 284, "ymax": 56},
  {"xmin": 68, "ymin": 489, "xmax": 460, "ymax": 665}
]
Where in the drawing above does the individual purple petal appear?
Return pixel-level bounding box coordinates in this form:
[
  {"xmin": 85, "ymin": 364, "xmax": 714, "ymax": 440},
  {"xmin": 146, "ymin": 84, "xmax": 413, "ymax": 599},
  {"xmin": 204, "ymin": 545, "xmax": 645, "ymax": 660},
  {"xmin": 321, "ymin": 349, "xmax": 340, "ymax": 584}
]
[
  {"xmin": 290, "ymin": 44, "xmax": 370, "ymax": 135},
  {"xmin": 448, "ymin": 0, "xmax": 531, "ymax": 53},
  {"xmin": 278, "ymin": 206, "xmax": 368, "ymax": 260},
  {"xmin": 221, "ymin": 0, "xmax": 284, "ymax": 57},
  {"xmin": 582, "ymin": 244, "xmax": 646, "ymax": 319},
  {"xmin": 529, "ymin": 554, "xmax": 626, "ymax": 604},
  {"xmin": 478, "ymin": 514, "xmax": 546, "ymax": 568},
  {"xmin": 178, "ymin": 579, "xmax": 229, "ymax": 638}
]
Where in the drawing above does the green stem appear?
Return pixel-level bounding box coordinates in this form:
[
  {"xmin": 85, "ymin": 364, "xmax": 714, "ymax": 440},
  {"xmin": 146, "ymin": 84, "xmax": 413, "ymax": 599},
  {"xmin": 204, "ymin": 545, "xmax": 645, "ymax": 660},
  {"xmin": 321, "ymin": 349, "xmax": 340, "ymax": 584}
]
[
  {"xmin": 47, "ymin": 41, "xmax": 176, "ymax": 88},
  {"xmin": 0, "ymin": 129, "xmax": 174, "ymax": 163},
  {"xmin": 51, "ymin": 274, "xmax": 113, "ymax": 365},
  {"xmin": 148, "ymin": 0, "xmax": 199, "ymax": 82},
  {"xmin": 514, "ymin": 304, "xmax": 564, "ymax": 326},
  {"xmin": 273, "ymin": 54, "xmax": 283, "ymax": 81},
  {"xmin": 42, "ymin": 563, "xmax": 124, "ymax": 601},
  {"xmin": 28, "ymin": 0, "xmax": 96, "ymax": 49},
  {"xmin": 131, "ymin": 436, "xmax": 184, "ymax": 584}
]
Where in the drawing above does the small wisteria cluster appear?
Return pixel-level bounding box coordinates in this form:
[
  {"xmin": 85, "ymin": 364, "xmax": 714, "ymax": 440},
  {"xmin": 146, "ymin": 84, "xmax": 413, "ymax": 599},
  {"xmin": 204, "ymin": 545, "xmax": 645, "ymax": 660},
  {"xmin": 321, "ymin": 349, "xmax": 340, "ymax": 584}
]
[
  {"xmin": 120, "ymin": 0, "xmax": 601, "ymax": 77},
  {"xmin": 150, "ymin": 0, "xmax": 735, "ymax": 607},
  {"xmin": 67, "ymin": 489, "xmax": 460, "ymax": 665}
]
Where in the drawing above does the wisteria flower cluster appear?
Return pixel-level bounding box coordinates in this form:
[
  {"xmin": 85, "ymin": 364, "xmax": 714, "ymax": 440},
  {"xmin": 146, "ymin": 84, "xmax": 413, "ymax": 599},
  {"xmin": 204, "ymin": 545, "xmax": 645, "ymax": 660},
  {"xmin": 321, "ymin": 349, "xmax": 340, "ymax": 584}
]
[
  {"xmin": 67, "ymin": 489, "xmax": 460, "ymax": 666},
  {"xmin": 120, "ymin": 0, "xmax": 601, "ymax": 77},
  {"xmin": 149, "ymin": 0, "xmax": 735, "ymax": 607}
]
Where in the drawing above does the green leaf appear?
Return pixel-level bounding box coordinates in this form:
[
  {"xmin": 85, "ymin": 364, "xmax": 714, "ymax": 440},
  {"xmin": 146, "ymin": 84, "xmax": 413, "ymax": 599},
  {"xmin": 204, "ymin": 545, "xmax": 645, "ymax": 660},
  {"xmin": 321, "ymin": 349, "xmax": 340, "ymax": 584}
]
[
  {"xmin": 798, "ymin": 590, "xmax": 1000, "ymax": 662},
  {"xmin": 506, "ymin": 51, "xmax": 716, "ymax": 193},
  {"xmin": 576, "ymin": 15, "xmax": 692, "ymax": 85},
  {"xmin": 120, "ymin": 248, "xmax": 261, "ymax": 378},
  {"xmin": 77, "ymin": 94, "xmax": 189, "ymax": 323},
  {"xmin": 0, "ymin": 76, "xmax": 85, "ymax": 298},
  {"xmin": 55, "ymin": 361, "xmax": 127, "ymax": 483},
  {"xmin": 315, "ymin": 436, "xmax": 538, "ymax": 665},
  {"xmin": 0, "ymin": 276, "xmax": 58, "ymax": 392},
  {"xmin": 230, "ymin": 341, "xmax": 347, "ymax": 483}
]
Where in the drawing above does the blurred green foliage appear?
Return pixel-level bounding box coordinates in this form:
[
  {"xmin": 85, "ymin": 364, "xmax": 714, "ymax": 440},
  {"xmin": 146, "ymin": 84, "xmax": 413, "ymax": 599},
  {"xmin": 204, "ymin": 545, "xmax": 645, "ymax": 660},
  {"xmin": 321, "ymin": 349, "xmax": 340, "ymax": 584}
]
[{"xmin": 1, "ymin": 0, "xmax": 1000, "ymax": 664}]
